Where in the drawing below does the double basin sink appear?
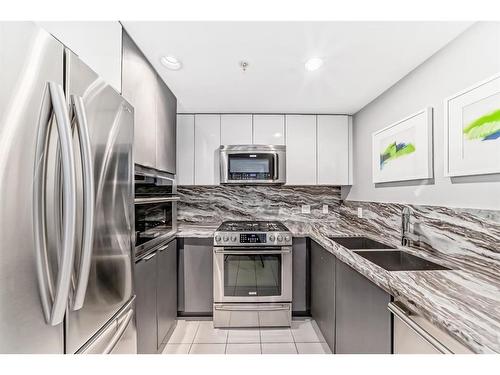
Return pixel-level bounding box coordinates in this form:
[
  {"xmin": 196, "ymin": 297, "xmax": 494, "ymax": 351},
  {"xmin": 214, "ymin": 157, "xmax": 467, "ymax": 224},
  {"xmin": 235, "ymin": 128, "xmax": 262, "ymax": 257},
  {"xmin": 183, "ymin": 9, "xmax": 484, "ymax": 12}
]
[{"xmin": 329, "ymin": 236, "xmax": 450, "ymax": 271}]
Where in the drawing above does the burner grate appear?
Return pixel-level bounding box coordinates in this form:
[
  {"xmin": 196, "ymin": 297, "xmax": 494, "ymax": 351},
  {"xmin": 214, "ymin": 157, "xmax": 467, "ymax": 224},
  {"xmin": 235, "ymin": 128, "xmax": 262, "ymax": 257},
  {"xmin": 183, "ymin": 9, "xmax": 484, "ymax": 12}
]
[{"xmin": 217, "ymin": 220, "xmax": 289, "ymax": 232}]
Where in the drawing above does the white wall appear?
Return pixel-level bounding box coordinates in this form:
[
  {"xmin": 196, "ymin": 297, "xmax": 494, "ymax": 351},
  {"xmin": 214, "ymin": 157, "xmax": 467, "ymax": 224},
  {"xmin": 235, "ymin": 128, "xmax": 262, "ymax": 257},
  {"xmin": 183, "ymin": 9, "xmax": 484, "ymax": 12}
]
[
  {"xmin": 346, "ymin": 22, "xmax": 500, "ymax": 210},
  {"xmin": 38, "ymin": 22, "xmax": 122, "ymax": 92}
]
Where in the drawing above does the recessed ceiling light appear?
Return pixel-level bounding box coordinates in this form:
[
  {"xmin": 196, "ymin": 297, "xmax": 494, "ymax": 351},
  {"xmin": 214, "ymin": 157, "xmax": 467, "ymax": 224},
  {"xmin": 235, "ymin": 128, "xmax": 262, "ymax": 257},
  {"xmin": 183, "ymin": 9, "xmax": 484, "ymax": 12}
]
[
  {"xmin": 160, "ymin": 55, "xmax": 182, "ymax": 70},
  {"xmin": 305, "ymin": 57, "xmax": 323, "ymax": 72}
]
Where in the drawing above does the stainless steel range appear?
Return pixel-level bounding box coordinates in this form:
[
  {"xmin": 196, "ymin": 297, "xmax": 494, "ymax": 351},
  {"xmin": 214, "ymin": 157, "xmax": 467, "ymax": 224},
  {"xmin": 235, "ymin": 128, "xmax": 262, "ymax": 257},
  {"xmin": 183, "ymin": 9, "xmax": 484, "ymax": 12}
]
[{"xmin": 213, "ymin": 221, "xmax": 292, "ymax": 328}]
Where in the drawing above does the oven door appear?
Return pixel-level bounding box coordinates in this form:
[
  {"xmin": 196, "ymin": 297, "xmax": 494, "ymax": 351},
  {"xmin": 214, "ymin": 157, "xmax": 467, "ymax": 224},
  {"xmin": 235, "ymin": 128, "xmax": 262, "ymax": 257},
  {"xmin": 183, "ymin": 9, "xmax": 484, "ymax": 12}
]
[
  {"xmin": 213, "ymin": 246, "xmax": 292, "ymax": 303},
  {"xmin": 134, "ymin": 197, "xmax": 178, "ymax": 258}
]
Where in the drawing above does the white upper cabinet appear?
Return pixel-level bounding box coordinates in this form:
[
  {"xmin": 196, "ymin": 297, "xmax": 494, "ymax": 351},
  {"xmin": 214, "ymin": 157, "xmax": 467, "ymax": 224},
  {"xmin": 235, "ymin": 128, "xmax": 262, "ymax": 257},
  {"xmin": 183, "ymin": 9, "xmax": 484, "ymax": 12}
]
[
  {"xmin": 38, "ymin": 22, "xmax": 122, "ymax": 92},
  {"xmin": 178, "ymin": 112, "xmax": 352, "ymax": 186},
  {"xmin": 253, "ymin": 115, "xmax": 285, "ymax": 145},
  {"xmin": 176, "ymin": 115, "xmax": 195, "ymax": 185},
  {"xmin": 286, "ymin": 115, "xmax": 317, "ymax": 185},
  {"xmin": 317, "ymin": 115, "xmax": 352, "ymax": 185},
  {"xmin": 194, "ymin": 115, "xmax": 221, "ymax": 185},
  {"xmin": 220, "ymin": 114, "xmax": 252, "ymax": 145}
]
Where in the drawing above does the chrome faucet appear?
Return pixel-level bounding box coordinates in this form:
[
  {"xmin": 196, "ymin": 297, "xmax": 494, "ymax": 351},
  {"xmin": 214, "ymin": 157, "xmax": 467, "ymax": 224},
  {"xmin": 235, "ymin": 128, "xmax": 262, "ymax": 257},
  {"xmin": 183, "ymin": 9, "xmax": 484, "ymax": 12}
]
[{"xmin": 401, "ymin": 207, "xmax": 411, "ymax": 246}]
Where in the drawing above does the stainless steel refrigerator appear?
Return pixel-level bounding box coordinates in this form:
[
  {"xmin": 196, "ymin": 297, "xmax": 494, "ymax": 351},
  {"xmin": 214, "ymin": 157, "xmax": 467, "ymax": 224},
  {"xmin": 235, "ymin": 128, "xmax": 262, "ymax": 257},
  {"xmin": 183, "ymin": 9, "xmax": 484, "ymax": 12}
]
[{"xmin": 0, "ymin": 22, "xmax": 136, "ymax": 354}]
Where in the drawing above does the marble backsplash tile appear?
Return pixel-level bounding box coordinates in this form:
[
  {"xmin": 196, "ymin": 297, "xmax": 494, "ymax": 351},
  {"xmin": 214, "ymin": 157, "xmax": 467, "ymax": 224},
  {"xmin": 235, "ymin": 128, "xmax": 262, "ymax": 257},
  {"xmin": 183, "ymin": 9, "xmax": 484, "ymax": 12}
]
[
  {"xmin": 177, "ymin": 185, "xmax": 500, "ymax": 278},
  {"xmin": 177, "ymin": 185, "xmax": 342, "ymax": 233},
  {"xmin": 339, "ymin": 201, "xmax": 500, "ymax": 280}
]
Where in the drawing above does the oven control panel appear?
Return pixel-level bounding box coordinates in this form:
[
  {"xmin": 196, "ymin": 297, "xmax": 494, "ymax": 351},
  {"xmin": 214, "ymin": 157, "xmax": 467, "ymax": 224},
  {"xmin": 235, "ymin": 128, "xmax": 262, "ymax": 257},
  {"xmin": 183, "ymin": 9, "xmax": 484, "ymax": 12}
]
[
  {"xmin": 240, "ymin": 233, "xmax": 266, "ymax": 243},
  {"xmin": 213, "ymin": 231, "xmax": 292, "ymax": 246}
]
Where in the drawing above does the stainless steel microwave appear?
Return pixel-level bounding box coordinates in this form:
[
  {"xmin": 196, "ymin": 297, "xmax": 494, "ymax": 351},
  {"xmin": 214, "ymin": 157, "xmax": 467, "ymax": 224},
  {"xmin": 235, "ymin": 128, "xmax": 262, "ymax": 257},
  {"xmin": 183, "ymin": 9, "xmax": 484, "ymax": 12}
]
[{"xmin": 220, "ymin": 145, "xmax": 286, "ymax": 184}]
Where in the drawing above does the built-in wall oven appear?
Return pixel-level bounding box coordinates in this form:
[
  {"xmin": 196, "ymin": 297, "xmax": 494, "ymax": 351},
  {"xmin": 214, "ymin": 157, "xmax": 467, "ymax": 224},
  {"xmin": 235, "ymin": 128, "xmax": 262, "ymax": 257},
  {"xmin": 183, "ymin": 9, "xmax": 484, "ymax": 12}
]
[
  {"xmin": 134, "ymin": 165, "xmax": 178, "ymax": 258},
  {"xmin": 213, "ymin": 221, "xmax": 292, "ymax": 328},
  {"xmin": 220, "ymin": 145, "xmax": 286, "ymax": 184}
]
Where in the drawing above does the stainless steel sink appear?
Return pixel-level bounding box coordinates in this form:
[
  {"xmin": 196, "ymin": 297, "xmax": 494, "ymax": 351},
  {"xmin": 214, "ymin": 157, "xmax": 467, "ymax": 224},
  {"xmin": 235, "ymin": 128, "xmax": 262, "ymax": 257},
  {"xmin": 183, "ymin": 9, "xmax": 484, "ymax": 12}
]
[
  {"xmin": 353, "ymin": 250, "xmax": 451, "ymax": 271},
  {"xmin": 329, "ymin": 236, "xmax": 395, "ymax": 250}
]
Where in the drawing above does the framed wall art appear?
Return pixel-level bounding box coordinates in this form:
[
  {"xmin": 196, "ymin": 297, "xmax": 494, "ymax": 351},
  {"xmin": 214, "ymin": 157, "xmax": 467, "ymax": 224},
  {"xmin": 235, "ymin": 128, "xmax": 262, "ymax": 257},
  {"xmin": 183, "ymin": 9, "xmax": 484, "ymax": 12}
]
[
  {"xmin": 444, "ymin": 73, "xmax": 500, "ymax": 177},
  {"xmin": 372, "ymin": 107, "xmax": 433, "ymax": 183}
]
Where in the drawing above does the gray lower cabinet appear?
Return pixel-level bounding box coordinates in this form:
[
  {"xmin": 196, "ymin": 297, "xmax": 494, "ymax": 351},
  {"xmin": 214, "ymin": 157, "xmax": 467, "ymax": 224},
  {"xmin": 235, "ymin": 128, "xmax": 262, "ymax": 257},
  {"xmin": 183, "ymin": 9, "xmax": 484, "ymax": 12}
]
[
  {"xmin": 178, "ymin": 238, "xmax": 213, "ymax": 315},
  {"xmin": 157, "ymin": 239, "xmax": 177, "ymax": 347},
  {"xmin": 335, "ymin": 259, "xmax": 392, "ymax": 353},
  {"xmin": 310, "ymin": 240, "xmax": 336, "ymax": 352},
  {"xmin": 135, "ymin": 238, "xmax": 177, "ymax": 354},
  {"xmin": 292, "ymin": 237, "xmax": 308, "ymax": 314},
  {"xmin": 135, "ymin": 251, "xmax": 158, "ymax": 354}
]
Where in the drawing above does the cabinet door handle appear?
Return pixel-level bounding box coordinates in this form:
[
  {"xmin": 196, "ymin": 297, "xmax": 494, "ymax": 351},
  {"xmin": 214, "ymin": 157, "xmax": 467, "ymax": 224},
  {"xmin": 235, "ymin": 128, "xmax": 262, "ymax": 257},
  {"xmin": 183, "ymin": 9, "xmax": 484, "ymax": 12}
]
[{"xmin": 143, "ymin": 252, "xmax": 157, "ymax": 261}]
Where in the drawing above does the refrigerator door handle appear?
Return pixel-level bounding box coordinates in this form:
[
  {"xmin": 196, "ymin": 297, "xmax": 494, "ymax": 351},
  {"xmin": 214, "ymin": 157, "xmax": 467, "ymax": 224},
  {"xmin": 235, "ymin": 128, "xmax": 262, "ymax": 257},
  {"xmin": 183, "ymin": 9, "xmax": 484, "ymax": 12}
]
[
  {"xmin": 34, "ymin": 82, "xmax": 77, "ymax": 326},
  {"xmin": 103, "ymin": 308, "xmax": 134, "ymax": 354},
  {"xmin": 70, "ymin": 95, "xmax": 95, "ymax": 311}
]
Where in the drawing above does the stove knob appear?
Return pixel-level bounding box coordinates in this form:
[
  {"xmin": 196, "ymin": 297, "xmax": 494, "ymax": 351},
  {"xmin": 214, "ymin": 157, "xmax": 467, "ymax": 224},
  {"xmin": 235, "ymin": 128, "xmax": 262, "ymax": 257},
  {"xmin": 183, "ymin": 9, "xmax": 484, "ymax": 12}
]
[
  {"xmin": 285, "ymin": 235, "xmax": 291, "ymax": 242},
  {"xmin": 215, "ymin": 235, "xmax": 221, "ymax": 242},
  {"xmin": 223, "ymin": 235, "xmax": 229, "ymax": 242},
  {"xmin": 231, "ymin": 235, "xmax": 237, "ymax": 242},
  {"xmin": 269, "ymin": 234, "xmax": 275, "ymax": 242},
  {"xmin": 277, "ymin": 235, "xmax": 283, "ymax": 242}
]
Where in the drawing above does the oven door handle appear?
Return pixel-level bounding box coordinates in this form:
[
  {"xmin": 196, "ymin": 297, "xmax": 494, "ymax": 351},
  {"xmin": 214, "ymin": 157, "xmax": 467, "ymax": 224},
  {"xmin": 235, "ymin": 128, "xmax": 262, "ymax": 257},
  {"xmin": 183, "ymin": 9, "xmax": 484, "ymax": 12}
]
[
  {"xmin": 214, "ymin": 248, "xmax": 291, "ymax": 255},
  {"xmin": 134, "ymin": 196, "xmax": 180, "ymax": 204},
  {"xmin": 214, "ymin": 304, "xmax": 290, "ymax": 312}
]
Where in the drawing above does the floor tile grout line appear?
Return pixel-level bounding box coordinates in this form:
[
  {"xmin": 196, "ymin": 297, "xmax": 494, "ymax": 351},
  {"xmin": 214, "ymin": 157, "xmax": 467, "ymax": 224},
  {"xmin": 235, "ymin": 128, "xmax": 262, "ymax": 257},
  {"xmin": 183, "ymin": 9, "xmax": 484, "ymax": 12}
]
[
  {"xmin": 224, "ymin": 325, "xmax": 228, "ymax": 354},
  {"xmin": 188, "ymin": 321, "xmax": 201, "ymax": 354},
  {"xmin": 292, "ymin": 335, "xmax": 299, "ymax": 354},
  {"xmin": 260, "ymin": 332, "xmax": 263, "ymax": 354},
  {"xmin": 180, "ymin": 320, "xmax": 324, "ymax": 354}
]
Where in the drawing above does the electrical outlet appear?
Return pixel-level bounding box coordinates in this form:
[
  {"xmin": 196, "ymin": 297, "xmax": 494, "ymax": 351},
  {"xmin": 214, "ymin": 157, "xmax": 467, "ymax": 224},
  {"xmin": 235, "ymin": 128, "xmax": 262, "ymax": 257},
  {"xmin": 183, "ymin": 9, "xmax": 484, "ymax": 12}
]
[
  {"xmin": 301, "ymin": 205, "xmax": 311, "ymax": 214},
  {"xmin": 357, "ymin": 207, "xmax": 363, "ymax": 218},
  {"xmin": 322, "ymin": 204, "xmax": 329, "ymax": 214}
]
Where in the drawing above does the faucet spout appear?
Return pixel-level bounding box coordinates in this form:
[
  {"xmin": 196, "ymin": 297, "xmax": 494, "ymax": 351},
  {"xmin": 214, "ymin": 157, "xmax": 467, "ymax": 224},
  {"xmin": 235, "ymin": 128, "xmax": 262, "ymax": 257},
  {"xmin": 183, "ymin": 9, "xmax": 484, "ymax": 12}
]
[{"xmin": 401, "ymin": 207, "xmax": 411, "ymax": 246}]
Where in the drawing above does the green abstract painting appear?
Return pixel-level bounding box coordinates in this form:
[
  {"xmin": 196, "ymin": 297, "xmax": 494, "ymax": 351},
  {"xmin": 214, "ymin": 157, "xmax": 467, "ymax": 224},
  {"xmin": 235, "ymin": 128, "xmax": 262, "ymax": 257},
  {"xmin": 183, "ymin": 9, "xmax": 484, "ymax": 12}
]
[
  {"xmin": 463, "ymin": 108, "xmax": 500, "ymax": 141},
  {"xmin": 380, "ymin": 141, "xmax": 416, "ymax": 169}
]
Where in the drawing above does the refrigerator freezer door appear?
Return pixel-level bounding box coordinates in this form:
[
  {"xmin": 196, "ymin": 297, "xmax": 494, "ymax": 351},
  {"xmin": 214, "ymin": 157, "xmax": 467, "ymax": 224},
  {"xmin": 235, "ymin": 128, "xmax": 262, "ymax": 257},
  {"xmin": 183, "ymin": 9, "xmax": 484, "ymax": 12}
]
[
  {"xmin": 77, "ymin": 297, "xmax": 137, "ymax": 354},
  {"xmin": 109, "ymin": 298, "xmax": 137, "ymax": 354},
  {"xmin": 64, "ymin": 50, "xmax": 135, "ymax": 353},
  {"xmin": 0, "ymin": 22, "xmax": 65, "ymax": 353}
]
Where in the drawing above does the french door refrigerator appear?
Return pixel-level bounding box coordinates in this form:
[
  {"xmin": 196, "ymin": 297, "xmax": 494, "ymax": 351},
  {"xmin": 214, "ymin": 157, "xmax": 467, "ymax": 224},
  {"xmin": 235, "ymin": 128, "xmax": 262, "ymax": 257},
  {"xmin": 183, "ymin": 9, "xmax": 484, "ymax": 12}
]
[{"xmin": 0, "ymin": 22, "xmax": 136, "ymax": 354}]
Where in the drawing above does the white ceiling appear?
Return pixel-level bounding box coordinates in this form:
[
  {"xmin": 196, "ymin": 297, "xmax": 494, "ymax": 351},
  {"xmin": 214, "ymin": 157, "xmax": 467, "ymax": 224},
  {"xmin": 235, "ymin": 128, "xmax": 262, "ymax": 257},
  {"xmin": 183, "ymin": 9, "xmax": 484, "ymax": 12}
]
[{"xmin": 122, "ymin": 21, "xmax": 472, "ymax": 114}]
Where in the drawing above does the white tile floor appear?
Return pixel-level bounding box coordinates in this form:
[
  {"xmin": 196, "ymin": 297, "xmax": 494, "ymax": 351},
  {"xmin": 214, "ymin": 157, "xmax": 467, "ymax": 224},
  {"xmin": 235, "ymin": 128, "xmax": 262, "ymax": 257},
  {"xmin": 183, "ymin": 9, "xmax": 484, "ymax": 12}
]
[{"xmin": 163, "ymin": 318, "xmax": 331, "ymax": 354}]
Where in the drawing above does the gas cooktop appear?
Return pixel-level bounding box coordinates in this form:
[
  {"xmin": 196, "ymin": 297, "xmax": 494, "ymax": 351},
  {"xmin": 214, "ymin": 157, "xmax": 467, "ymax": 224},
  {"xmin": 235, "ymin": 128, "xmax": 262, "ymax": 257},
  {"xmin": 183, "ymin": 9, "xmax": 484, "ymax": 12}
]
[
  {"xmin": 217, "ymin": 221, "xmax": 289, "ymax": 232},
  {"xmin": 214, "ymin": 221, "xmax": 292, "ymax": 246}
]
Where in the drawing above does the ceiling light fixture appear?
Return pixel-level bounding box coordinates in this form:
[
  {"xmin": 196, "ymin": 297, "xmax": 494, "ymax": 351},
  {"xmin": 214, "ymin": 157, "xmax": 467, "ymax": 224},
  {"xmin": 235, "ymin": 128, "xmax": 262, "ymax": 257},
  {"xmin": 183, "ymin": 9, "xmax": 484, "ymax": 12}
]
[
  {"xmin": 305, "ymin": 57, "xmax": 323, "ymax": 71},
  {"xmin": 160, "ymin": 55, "xmax": 182, "ymax": 70}
]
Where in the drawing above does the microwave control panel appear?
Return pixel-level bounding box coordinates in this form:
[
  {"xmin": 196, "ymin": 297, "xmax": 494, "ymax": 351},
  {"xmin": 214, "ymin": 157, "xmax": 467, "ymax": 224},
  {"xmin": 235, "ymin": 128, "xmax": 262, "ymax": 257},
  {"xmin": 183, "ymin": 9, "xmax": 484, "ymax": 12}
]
[{"xmin": 229, "ymin": 172, "xmax": 271, "ymax": 180}]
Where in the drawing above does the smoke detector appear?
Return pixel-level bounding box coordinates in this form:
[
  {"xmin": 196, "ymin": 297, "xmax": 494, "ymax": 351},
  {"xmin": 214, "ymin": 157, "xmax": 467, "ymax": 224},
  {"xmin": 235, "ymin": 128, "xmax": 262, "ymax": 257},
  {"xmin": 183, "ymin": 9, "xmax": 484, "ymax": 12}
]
[{"xmin": 239, "ymin": 61, "xmax": 249, "ymax": 72}]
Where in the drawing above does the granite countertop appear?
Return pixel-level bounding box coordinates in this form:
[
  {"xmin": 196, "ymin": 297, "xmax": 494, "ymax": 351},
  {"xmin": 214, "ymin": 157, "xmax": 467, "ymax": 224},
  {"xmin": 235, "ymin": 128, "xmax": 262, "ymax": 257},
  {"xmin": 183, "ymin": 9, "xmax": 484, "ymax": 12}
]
[
  {"xmin": 177, "ymin": 224, "xmax": 500, "ymax": 353},
  {"xmin": 177, "ymin": 224, "xmax": 218, "ymax": 237}
]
